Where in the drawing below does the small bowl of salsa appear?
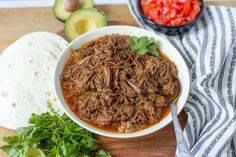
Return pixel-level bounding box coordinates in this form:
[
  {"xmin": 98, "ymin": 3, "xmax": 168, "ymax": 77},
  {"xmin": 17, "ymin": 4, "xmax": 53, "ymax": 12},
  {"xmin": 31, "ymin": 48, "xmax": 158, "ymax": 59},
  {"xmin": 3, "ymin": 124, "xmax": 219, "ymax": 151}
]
[{"xmin": 138, "ymin": 0, "xmax": 205, "ymax": 35}]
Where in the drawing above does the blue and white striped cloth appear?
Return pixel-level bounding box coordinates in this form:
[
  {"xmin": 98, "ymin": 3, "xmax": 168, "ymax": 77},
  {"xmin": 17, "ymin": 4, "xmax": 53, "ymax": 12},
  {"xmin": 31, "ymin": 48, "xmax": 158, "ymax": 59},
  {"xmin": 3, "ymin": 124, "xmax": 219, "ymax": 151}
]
[{"xmin": 128, "ymin": 1, "xmax": 236, "ymax": 157}]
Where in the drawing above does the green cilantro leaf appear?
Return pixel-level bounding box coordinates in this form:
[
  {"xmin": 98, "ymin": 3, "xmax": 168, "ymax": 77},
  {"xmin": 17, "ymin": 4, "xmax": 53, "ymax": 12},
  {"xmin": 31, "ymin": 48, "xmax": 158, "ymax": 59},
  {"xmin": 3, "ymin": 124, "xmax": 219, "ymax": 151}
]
[
  {"xmin": 131, "ymin": 36, "xmax": 159, "ymax": 56},
  {"xmin": 0, "ymin": 104, "xmax": 112, "ymax": 157},
  {"xmin": 96, "ymin": 150, "xmax": 112, "ymax": 157}
]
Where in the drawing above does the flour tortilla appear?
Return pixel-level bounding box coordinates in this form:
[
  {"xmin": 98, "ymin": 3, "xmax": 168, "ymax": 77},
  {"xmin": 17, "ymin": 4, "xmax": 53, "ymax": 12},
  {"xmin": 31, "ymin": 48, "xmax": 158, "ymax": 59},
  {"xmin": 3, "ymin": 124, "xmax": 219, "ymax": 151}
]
[
  {"xmin": 1, "ymin": 32, "xmax": 67, "ymax": 58},
  {"xmin": 0, "ymin": 32, "xmax": 68, "ymax": 129}
]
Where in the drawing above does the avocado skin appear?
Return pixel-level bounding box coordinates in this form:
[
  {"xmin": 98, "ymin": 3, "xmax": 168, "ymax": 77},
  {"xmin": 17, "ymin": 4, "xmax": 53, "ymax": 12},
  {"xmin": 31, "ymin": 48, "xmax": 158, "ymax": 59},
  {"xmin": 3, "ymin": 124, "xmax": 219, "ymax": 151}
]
[
  {"xmin": 54, "ymin": 13, "xmax": 69, "ymax": 23},
  {"xmin": 82, "ymin": 0, "xmax": 94, "ymax": 8},
  {"xmin": 65, "ymin": 8, "xmax": 107, "ymax": 42},
  {"xmin": 53, "ymin": 0, "xmax": 71, "ymax": 22},
  {"xmin": 53, "ymin": 0, "xmax": 95, "ymax": 22}
]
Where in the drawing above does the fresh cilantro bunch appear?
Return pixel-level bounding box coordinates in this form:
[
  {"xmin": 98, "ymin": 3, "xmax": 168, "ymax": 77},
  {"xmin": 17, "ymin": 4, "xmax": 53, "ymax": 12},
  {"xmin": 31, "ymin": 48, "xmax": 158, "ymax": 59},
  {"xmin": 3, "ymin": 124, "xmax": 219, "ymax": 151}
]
[
  {"xmin": 0, "ymin": 105, "xmax": 111, "ymax": 157},
  {"xmin": 131, "ymin": 36, "xmax": 159, "ymax": 56}
]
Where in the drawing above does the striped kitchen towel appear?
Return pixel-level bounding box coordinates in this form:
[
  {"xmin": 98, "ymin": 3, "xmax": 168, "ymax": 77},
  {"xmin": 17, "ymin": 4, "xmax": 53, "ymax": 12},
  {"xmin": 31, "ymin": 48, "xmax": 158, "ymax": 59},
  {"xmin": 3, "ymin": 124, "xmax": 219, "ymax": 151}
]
[{"xmin": 128, "ymin": 1, "xmax": 236, "ymax": 157}]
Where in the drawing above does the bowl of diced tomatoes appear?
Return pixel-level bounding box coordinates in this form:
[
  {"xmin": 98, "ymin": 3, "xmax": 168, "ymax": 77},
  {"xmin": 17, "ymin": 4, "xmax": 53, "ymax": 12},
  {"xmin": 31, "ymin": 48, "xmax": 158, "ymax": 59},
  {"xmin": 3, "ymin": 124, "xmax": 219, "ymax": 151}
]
[{"xmin": 138, "ymin": 0, "xmax": 204, "ymax": 35}]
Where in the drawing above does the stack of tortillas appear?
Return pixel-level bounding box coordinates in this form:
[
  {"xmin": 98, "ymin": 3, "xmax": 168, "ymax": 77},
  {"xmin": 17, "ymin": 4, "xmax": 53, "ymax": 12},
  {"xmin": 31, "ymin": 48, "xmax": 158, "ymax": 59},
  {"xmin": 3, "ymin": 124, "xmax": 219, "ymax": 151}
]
[{"xmin": 0, "ymin": 32, "xmax": 68, "ymax": 129}]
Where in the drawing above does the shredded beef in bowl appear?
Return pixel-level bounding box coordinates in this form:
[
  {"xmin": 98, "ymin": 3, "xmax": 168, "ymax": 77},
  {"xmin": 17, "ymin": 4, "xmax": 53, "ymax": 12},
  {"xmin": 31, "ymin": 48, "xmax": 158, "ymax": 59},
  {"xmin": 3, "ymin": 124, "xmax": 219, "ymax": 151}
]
[{"xmin": 60, "ymin": 34, "xmax": 179, "ymax": 133}]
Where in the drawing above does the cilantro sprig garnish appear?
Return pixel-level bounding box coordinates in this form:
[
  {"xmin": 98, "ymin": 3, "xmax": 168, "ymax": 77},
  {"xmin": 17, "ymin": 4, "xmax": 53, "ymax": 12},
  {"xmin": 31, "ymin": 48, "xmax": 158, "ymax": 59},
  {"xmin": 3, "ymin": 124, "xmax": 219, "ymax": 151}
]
[
  {"xmin": 131, "ymin": 36, "xmax": 159, "ymax": 56},
  {"xmin": 0, "ymin": 105, "xmax": 112, "ymax": 157}
]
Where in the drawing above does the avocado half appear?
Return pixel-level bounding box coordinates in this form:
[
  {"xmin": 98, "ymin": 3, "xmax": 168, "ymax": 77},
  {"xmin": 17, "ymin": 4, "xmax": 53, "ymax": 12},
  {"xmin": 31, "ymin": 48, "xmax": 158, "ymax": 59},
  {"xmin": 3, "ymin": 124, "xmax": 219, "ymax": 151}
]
[
  {"xmin": 81, "ymin": 0, "xmax": 94, "ymax": 8},
  {"xmin": 65, "ymin": 8, "xmax": 107, "ymax": 41},
  {"xmin": 53, "ymin": 0, "xmax": 95, "ymax": 21}
]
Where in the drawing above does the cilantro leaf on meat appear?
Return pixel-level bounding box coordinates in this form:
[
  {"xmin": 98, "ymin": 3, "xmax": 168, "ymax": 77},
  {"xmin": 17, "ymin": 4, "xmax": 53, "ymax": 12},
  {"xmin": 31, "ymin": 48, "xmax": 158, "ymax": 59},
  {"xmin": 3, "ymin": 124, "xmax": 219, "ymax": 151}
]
[
  {"xmin": 0, "ymin": 104, "xmax": 111, "ymax": 157},
  {"xmin": 131, "ymin": 36, "xmax": 159, "ymax": 56}
]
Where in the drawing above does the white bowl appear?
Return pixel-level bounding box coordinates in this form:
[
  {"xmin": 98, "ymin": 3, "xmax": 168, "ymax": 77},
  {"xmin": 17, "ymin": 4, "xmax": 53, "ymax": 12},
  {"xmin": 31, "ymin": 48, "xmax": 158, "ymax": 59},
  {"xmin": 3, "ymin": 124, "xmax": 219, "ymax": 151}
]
[{"xmin": 54, "ymin": 26, "xmax": 190, "ymax": 138}]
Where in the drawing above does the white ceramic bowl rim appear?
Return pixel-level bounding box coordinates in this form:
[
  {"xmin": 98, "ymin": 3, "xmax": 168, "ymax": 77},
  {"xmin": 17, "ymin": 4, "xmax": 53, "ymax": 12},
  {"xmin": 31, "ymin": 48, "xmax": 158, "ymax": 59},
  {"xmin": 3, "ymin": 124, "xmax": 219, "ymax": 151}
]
[{"xmin": 54, "ymin": 26, "xmax": 190, "ymax": 138}]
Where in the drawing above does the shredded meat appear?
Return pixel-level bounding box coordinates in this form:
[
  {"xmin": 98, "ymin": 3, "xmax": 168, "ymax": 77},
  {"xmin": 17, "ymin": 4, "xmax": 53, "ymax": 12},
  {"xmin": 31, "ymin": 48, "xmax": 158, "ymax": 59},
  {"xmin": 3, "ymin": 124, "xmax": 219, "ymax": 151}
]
[{"xmin": 61, "ymin": 35, "xmax": 178, "ymax": 133}]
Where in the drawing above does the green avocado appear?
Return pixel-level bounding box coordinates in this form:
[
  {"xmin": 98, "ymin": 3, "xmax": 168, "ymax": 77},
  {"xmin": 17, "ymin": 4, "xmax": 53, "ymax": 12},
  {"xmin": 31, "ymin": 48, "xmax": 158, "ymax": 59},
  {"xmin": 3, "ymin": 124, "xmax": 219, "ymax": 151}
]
[
  {"xmin": 65, "ymin": 8, "xmax": 107, "ymax": 41},
  {"xmin": 53, "ymin": 0, "xmax": 95, "ymax": 21},
  {"xmin": 81, "ymin": 0, "xmax": 94, "ymax": 8},
  {"xmin": 53, "ymin": 0, "xmax": 71, "ymax": 21}
]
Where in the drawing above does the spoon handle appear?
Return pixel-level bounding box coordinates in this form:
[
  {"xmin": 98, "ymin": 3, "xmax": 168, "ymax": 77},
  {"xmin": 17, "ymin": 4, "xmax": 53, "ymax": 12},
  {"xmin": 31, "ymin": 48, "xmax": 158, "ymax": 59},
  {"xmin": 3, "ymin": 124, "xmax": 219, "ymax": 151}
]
[{"xmin": 170, "ymin": 102, "xmax": 193, "ymax": 157}]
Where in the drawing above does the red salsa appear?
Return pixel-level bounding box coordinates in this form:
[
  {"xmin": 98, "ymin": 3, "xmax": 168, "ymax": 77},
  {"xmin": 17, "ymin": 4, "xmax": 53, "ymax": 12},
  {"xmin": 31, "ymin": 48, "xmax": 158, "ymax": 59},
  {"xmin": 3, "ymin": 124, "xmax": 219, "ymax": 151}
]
[{"xmin": 141, "ymin": 0, "xmax": 201, "ymax": 26}]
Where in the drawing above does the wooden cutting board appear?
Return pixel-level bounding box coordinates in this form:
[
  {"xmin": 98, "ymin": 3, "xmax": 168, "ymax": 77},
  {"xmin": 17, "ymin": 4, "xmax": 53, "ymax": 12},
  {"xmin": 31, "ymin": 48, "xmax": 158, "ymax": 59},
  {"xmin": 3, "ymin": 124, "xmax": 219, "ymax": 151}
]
[{"xmin": 0, "ymin": 2, "xmax": 236, "ymax": 157}]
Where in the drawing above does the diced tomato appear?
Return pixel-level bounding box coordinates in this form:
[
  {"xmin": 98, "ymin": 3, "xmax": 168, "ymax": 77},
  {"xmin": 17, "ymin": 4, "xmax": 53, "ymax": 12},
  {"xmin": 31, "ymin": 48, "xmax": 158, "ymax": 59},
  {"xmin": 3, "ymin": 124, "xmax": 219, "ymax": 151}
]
[
  {"xmin": 193, "ymin": 2, "xmax": 201, "ymax": 14},
  {"xmin": 162, "ymin": 0, "xmax": 169, "ymax": 7},
  {"xmin": 183, "ymin": 0, "xmax": 192, "ymax": 16},
  {"xmin": 141, "ymin": 0, "xmax": 201, "ymax": 26},
  {"xmin": 171, "ymin": 3, "xmax": 182, "ymax": 14},
  {"xmin": 156, "ymin": 0, "xmax": 163, "ymax": 7},
  {"xmin": 170, "ymin": 18, "xmax": 182, "ymax": 26},
  {"xmin": 188, "ymin": 10, "xmax": 197, "ymax": 21},
  {"xmin": 170, "ymin": 9, "xmax": 177, "ymax": 19}
]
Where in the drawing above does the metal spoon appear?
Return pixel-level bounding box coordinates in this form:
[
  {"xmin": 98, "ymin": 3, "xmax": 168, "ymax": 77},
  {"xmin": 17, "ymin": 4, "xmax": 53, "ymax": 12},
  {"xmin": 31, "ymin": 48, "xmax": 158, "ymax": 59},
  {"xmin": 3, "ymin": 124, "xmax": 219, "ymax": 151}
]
[{"xmin": 166, "ymin": 77, "xmax": 193, "ymax": 157}]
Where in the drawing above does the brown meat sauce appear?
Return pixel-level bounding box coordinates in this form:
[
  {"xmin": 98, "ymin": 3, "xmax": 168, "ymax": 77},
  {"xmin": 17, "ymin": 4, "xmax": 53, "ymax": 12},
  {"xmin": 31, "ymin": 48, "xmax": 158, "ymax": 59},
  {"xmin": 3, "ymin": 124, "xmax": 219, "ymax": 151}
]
[{"xmin": 61, "ymin": 35, "xmax": 179, "ymax": 133}]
